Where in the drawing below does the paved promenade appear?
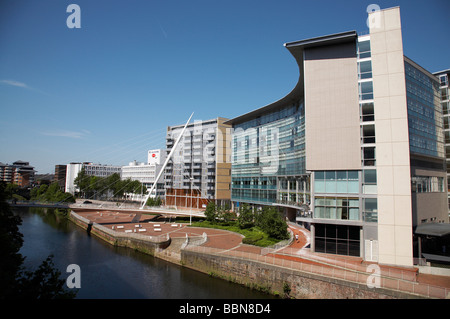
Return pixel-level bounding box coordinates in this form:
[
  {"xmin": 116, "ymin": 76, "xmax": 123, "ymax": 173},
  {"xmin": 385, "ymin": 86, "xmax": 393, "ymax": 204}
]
[{"xmin": 72, "ymin": 208, "xmax": 450, "ymax": 298}]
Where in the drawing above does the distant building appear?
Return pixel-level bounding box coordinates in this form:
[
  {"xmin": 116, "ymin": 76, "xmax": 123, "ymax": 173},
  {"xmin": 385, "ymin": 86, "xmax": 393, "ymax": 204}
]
[
  {"xmin": 121, "ymin": 149, "xmax": 167, "ymax": 199},
  {"xmin": 54, "ymin": 165, "xmax": 67, "ymax": 190},
  {"xmin": 65, "ymin": 163, "xmax": 83, "ymax": 194},
  {"xmin": 164, "ymin": 118, "xmax": 231, "ymax": 209},
  {"xmin": 83, "ymin": 163, "xmax": 122, "ymax": 178},
  {"xmin": 0, "ymin": 160, "xmax": 35, "ymax": 187},
  {"xmin": 65, "ymin": 162, "xmax": 122, "ymax": 194}
]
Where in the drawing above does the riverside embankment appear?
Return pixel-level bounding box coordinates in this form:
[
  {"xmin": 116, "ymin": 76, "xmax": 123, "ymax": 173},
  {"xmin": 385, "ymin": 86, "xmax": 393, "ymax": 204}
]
[
  {"xmin": 69, "ymin": 209, "xmax": 450, "ymax": 299},
  {"xmin": 16, "ymin": 207, "xmax": 274, "ymax": 299}
]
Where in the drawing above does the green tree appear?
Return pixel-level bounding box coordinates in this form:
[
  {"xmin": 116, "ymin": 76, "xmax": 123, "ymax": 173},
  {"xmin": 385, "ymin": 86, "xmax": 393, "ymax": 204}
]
[
  {"xmin": 204, "ymin": 201, "xmax": 217, "ymax": 223},
  {"xmin": 89, "ymin": 176, "xmax": 100, "ymax": 199},
  {"xmin": 238, "ymin": 203, "xmax": 254, "ymax": 229},
  {"xmin": 105, "ymin": 173, "xmax": 122, "ymax": 199},
  {"xmin": 146, "ymin": 196, "xmax": 162, "ymax": 207},
  {"xmin": 0, "ymin": 183, "xmax": 24, "ymax": 297},
  {"xmin": 30, "ymin": 183, "xmax": 75, "ymax": 204},
  {"xmin": 4, "ymin": 183, "xmax": 19, "ymax": 199},
  {"xmin": 255, "ymin": 207, "xmax": 289, "ymax": 240},
  {"xmin": 0, "ymin": 182, "xmax": 76, "ymax": 299},
  {"xmin": 37, "ymin": 184, "xmax": 49, "ymax": 198},
  {"xmin": 43, "ymin": 182, "xmax": 60, "ymax": 202},
  {"xmin": 217, "ymin": 204, "xmax": 234, "ymax": 224},
  {"xmin": 74, "ymin": 168, "xmax": 90, "ymax": 198}
]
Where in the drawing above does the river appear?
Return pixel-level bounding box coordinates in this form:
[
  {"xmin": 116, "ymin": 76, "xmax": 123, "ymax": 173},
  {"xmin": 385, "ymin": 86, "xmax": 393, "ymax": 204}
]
[{"xmin": 14, "ymin": 207, "xmax": 276, "ymax": 299}]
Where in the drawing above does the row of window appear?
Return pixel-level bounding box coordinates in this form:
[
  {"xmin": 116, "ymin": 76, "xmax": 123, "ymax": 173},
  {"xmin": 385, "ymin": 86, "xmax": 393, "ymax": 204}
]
[
  {"xmin": 314, "ymin": 170, "xmax": 359, "ymax": 194},
  {"xmin": 231, "ymin": 188, "xmax": 277, "ymax": 203},
  {"xmin": 411, "ymin": 176, "xmax": 445, "ymax": 193},
  {"xmin": 313, "ymin": 196, "xmax": 378, "ymax": 222}
]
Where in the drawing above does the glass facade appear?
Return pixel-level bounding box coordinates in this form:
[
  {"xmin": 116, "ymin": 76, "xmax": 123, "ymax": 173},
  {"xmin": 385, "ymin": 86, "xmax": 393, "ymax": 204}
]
[
  {"xmin": 405, "ymin": 61, "xmax": 444, "ymax": 158},
  {"xmin": 411, "ymin": 176, "xmax": 445, "ymax": 193},
  {"xmin": 314, "ymin": 171, "xmax": 359, "ymax": 194},
  {"xmin": 314, "ymin": 196, "xmax": 359, "ymax": 220},
  {"xmin": 231, "ymin": 101, "xmax": 306, "ymax": 204},
  {"xmin": 314, "ymin": 224, "xmax": 360, "ymax": 256}
]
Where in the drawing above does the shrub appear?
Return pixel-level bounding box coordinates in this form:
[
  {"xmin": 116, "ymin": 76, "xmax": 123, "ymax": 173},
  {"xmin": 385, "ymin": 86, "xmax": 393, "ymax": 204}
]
[
  {"xmin": 255, "ymin": 207, "xmax": 289, "ymax": 240},
  {"xmin": 237, "ymin": 203, "xmax": 254, "ymax": 229}
]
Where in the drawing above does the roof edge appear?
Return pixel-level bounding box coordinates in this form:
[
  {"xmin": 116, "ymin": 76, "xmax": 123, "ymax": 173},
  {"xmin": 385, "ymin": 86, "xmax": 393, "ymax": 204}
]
[{"xmin": 284, "ymin": 30, "xmax": 357, "ymax": 49}]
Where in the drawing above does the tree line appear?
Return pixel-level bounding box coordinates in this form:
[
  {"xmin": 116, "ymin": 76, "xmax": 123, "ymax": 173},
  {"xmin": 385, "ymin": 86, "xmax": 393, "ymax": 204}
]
[
  {"xmin": 74, "ymin": 168, "xmax": 147, "ymax": 200},
  {"xmin": 0, "ymin": 182, "xmax": 76, "ymax": 299},
  {"xmin": 30, "ymin": 182, "xmax": 75, "ymax": 203}
]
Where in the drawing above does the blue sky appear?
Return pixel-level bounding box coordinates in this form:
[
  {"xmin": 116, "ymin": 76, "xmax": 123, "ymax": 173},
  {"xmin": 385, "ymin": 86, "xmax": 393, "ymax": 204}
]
[{"xmin": 1, "ymin": 0, "xmax": 449, "ymax": 174}]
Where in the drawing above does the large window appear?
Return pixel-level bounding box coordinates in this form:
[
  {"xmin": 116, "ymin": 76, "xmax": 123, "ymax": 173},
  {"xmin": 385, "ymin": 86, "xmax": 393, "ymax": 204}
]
[
  {"xmin": 363, "ymin": 198, "xmax": 377, "ymax": 222},
  {"xmin": 439, "ymin": 74, "xmax": 448, "ymax": 87},
  {"xmin": 405, "ymin": 61, "xmax": 443, "ymax": 158},
  {"xmin": 231, "ymin": 101, "xmax": 307, "ymax": 204},
  {"xmin": 362, "ymin": 169, "xmax": 377, "ymax": 194},
  {"xmin": 357, "ymin": 40, "xmax": 371, "ymax": 59},
  {"xmin": 315, "ymin": 224, "xmax": 360, "ymax": 256},
  {"xmin": 362, "ymin": 147, "xmax": 376, "ymax": 166},
  {"xmin": 361, "ymin": 102, "xmax": 375, "ymax": 122},
  {"xmin": 358, "ymin": 60, "xmax": 372, "ymax": 80},
  {"xmin": 359, "ymin": 81, "xmax": 373, "ymax": 100},
  {"xmin": 314, "ymin": 196, "xmax": 359, "ymax": 221},
  {"xmin": 411, "ymin": 176, "xmax": 445, "ymax": 193},
  {"xmin": 314, "ymin": 170, "xmax": 359, "ymax": 194}
]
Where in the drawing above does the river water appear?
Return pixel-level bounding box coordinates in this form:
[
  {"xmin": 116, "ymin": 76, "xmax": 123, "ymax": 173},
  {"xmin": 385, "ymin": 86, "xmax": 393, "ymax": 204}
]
[{"xmin": 14, "ymin": 207, "xmax": 275, "ymax": 299}]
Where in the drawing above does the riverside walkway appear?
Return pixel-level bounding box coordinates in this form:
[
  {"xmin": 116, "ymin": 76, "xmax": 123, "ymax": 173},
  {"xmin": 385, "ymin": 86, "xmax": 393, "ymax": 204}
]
[{"xmin": 72, "ymin": 208, "xmax": 450, "ymax": 299}]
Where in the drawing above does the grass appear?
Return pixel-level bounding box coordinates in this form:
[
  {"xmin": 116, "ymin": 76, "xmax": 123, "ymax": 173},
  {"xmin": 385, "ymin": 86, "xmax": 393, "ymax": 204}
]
[{"xmin": 189, "ymin": 220, "xmax": 281, "ymax": 247}]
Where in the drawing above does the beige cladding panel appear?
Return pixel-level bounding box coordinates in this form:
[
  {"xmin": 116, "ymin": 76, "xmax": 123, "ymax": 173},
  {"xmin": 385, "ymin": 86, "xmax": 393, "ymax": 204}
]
[
  {"xmin": 370, "ymin": 7, "xmax": 413, "ymax": 267},
  {"xmin": 304, "ymin": 42, "xmax": 361, "ymax": 171},
  {"xmin": 216, "ymin": 125, "xmax": 232, "ymax": 164},
  {"xmin": 215, "ymin": 189, "xmax": 231, "ymax": 200},
  {"xmin": 216, "ymin": 175, "xmax": 231, "ymax": 184}
]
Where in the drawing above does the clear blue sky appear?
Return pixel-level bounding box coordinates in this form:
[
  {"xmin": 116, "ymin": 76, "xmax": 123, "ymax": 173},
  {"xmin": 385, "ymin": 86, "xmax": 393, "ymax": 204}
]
[{"xmin": 1, "ymin": 0, "xmax": 449, "ymax": 174}]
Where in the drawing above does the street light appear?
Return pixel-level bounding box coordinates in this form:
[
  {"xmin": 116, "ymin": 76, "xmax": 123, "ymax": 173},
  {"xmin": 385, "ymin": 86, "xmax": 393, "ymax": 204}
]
[{"xmin": 190, "ymin": 176, "xmax": 193, "ymax": 225}]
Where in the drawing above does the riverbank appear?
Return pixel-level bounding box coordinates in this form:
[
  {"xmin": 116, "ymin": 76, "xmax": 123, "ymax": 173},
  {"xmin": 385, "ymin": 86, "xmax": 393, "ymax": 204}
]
[
  {"xmin": 69, "ymin": 209, "xmax": 450, "ymax": 299},
  {"xmin": 14, "ymin": 207, "xmax": 274, "ymax": 299}
]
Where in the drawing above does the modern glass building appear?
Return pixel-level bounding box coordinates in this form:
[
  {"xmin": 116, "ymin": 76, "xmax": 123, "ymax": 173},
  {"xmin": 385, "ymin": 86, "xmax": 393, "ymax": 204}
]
[
  {"xmin": 225, "ymin": 7, "xmax": 449, "ymax": 267},
  {"xmin": 231, "ymin": 101, "xmax": 308, "ymax": 207}
]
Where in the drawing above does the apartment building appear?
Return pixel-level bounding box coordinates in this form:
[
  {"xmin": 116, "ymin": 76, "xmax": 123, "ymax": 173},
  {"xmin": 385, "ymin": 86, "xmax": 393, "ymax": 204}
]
[
  {"xmin": 0, "ymin": 160, "xmax": 35, "ymax": 187},
  {"xmin": 54, "ymin": 164, "xmax": 67, "ymax": 190},
  {"xmin": 164, "ymin": 118, "xmax": 231, "ymax": 209}
]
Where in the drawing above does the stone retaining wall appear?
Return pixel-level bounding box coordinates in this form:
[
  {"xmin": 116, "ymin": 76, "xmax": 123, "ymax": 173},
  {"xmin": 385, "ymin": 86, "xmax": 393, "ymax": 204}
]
[
  {"xmin": 69, "ymin": 210, "xmax": 170, "ymax": 257},
  {"xmin": 70, "ymin": 210, "xmax": 423, "ymax": 299},
  {"xmin": 181, "ymin": 249, "xmax": 420, "ymax": 299}
]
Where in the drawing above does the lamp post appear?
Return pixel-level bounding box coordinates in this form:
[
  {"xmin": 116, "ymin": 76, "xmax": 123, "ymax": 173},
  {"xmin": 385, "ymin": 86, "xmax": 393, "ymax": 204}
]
[{"xmin": 190, "ymin": 176, "xmax": 193, "ymax": 225}]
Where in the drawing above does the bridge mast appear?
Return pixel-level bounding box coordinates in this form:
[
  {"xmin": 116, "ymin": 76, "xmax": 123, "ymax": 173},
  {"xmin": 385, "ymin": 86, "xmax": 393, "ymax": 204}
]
[{"xmin": 140, "ymin": 112, "xmax": 194, "ymax": 210}]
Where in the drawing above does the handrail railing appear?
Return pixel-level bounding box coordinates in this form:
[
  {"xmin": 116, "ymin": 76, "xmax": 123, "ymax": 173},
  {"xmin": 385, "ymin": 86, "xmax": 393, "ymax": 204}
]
[{"xmin": 184, "ymin": 245, "xmax": 449, "ymax": 299}]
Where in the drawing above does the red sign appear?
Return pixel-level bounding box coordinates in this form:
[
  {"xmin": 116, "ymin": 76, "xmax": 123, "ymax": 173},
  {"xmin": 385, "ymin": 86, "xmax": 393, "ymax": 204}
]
[{"xmin": 152, "ymin": 154, "xmax": 156, "ymax": 157}]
